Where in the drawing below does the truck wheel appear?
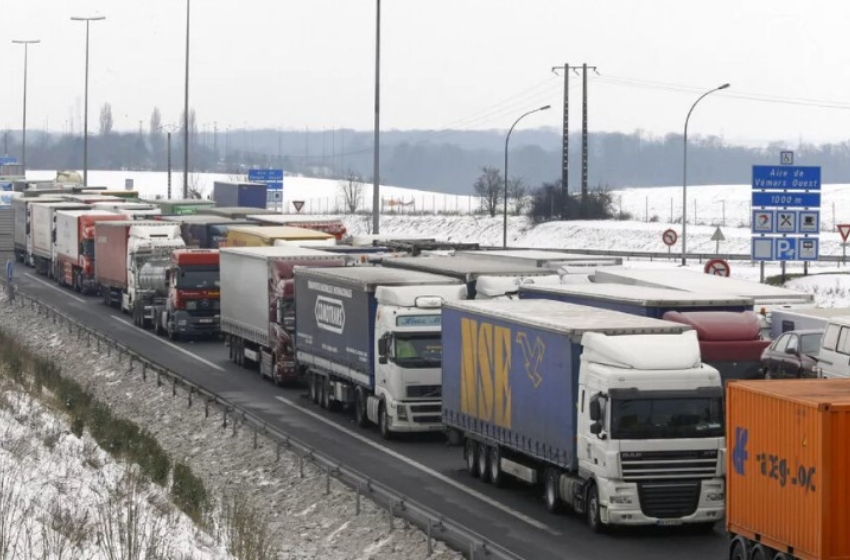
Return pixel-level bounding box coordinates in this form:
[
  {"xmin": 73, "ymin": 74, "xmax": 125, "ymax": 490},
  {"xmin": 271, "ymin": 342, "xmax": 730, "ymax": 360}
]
[
  {"xmin": 378, "ymin": 402, "xmax": 393, "ymax": 440},
  {"xmin": 167, "ymin": 323, "xmax": 179, "ymax": 342},
  {"xmin": 476, "ymin": 443, "xmax": 491, "ymax": 482},
  {"xmin": 729, "ymin": 539, "xmax": 747, "ymax": 560},
  {"xmin": 489, "ymin": 446, "xmax": 504, "ymax": 487},
  {"xmin": 465, "ymin": 440, "xmax": 479, "ymax": 477},
  {"xmin": 585, "ymin": 483, "xmax": 605, "ymax": 532},
  {"xmin": 354, "ymin": 388, "xmax": 368, "ymax": 427},
  {"xmin": 321, "ymin": 377, "xmax": 335, "ymax": 411},
  {"xmin": 544, "ymin": 468, "xmax": 563, "ymax": 514},
  {"xmin": 309, "ymin": 374, "xmax": 319, "ymax": 404},
  {"xmin": 750, "ymin": 544, "xmax": 770, "ymax": 560}
]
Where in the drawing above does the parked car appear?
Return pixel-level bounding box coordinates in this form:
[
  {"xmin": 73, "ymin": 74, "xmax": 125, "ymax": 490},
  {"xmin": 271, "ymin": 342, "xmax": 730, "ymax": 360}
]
[{"xmin": 760, "ymin": 329, "xmax": 823, "ymax": 379}]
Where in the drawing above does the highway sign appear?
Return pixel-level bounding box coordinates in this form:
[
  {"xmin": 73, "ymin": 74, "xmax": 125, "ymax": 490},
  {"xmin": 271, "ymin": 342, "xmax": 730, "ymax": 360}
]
[
  {"xmin": 0, "ymin": 156, "xmax": 18, "ymax": 166},
  {"xmin": 752, "ymin": 210, "xmax": 774, "ymax": 233},
  {"xmin": 710, "ymin": 227, "xmax": 725, "ymax": 242},
  {"xmin": 780, "ymin": 151, "xmax": 794, "ymax": 165},
  {"xmin": 704, "ymin": 259, "xmax": 730, "ymax": 277},
  {"xmin": 751, "ymin": 191, "xmax": 820, "ymax": 208},
  {"xmin": 798, "ymin": 211, "xmax": 820, "ymax": 234},
  {"xmin": 662, "ymin": 229, "xmax": 678, "ymax": 246},
  {"xmin": 248, "ymin": 169, "xmax": 283, "ymax": 182},
  {"xmin": 776, "ymin": 211, "xmax": 796, "ymax": 233},
  {"xmin": 751, "ymin": 237, "xmax": 819, "ymax": 262},
  {"xmin": 752, "ymin": 165, "xmax": 821, "ymax": 191},
  {"xmin": 248, "ymin": 169, "xmax": 284, "ymax": 191},
  {"xmin": 839, "ymin": 224, "xmax": 850, "ymax": 242}
]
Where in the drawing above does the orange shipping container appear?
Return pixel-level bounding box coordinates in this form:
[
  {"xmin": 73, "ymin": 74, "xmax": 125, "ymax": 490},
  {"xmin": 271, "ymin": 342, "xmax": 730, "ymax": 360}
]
[{"xmin": 726, "ymin": 380, "xmax": 850, "ymax": 560}]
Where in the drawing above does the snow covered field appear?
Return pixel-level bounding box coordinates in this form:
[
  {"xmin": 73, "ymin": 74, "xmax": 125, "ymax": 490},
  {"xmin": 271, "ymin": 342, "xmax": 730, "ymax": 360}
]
[{"xmin": 0, "ymin": 293, "xmax": 461, "ymax": 560}]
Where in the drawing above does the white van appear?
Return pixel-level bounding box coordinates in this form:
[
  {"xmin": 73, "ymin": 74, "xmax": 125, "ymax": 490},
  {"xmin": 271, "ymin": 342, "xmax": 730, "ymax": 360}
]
[{"xmin": 816, "ymin": 317, "xmax": 850, "ymax": 379}]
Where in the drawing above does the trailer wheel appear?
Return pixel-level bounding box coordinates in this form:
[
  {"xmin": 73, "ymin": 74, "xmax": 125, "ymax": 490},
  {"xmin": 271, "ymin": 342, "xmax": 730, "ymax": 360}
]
[
  {"xmin": 771, "ymin": 552, "xmax": 791, "ymax": 560},
  {"xmin": 750, "ymin": 544, "xmax": 770, "ymax": 560},
  {"xmin": 309, "ymin": 373, "xmax": 319, "ymax": 404},
  {"xmin": 465, "ymin": 440, "xmax": 479, "ymax": 477},
  {"xmin": 585, "ymin": 482, "xmax": 604, "ymax": 532},
  {"xmin": 489, "ymin": 446, "xmax": 504, "ymax": 487},
  {"xmin": 234, "ymin": 339, "xmax": 243, "ymax": 366},
  {"xmin": 728, "ymin": 538, "xmax": 747, "ymax": 560},
  {"xmin": 354, "ymin": 388, "xmax": 369, "ymax": 427},
  {"xmin": 167, "ymin": 322, "xmax": 179, "ymax": 342},
  {"xmin": 476, "ymin": 443, "xmax": 491, "ymax": 482},
  {"xmin": 378, "ymin": 402, "xmax": 393, "ymax": 440}
]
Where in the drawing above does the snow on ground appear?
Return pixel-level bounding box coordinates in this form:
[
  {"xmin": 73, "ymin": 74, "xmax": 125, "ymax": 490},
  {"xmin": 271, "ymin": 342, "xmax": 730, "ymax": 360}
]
[{"xmin": 0, "ymin": 294, "xmax": 461, "ymax": 560}]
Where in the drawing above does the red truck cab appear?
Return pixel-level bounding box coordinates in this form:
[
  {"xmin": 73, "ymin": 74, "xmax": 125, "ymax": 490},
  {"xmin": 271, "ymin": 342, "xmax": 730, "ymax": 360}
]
[{"xmin": 166, "ymin": 249, "xmax": 221, "ymax": 338}]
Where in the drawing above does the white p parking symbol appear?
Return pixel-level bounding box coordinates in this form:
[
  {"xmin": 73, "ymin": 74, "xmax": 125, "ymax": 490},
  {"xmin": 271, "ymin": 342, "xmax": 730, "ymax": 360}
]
[{"xmin": 776, "ymin": 239, "xmax": 794, "ymax": 259}]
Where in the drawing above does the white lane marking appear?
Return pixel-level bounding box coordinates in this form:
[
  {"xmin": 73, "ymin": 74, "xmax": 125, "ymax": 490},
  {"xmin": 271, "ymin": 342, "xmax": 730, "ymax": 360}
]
[
  {"xmin": 110, "ymin": 316, "xmax": 224, "ymax": 371},
  {"xmin": 274, "ymin": 396, "xmax": 558, "ymax": 535},
  {"xmin": 25, "ymin": 273, "xmax": 85, "ymax": 303}
]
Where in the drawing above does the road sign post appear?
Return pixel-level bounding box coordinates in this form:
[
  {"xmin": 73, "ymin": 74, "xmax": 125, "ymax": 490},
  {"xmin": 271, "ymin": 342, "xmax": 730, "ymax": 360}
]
[
  {"xmin": 839, "ymin": 226, "xmax": 850, "ymax": 267},
  {"xmin": 662, "ymin": 228, "xmax": 677, "ymax": 259},
  {"xmin": 711, "ymin": 226, "xmax": 725, "ymax": 255}
]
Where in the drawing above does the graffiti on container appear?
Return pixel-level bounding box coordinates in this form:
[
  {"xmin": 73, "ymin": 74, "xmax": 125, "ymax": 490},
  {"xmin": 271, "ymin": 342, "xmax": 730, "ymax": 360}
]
[
  {"xmin": 731, "ymin": 427, "xmax": 748, "ymax": 475},
  {"xmin": 460, "ymin": 318, "xmax": 512, "ymax": 429},
  {"xmin": 756, "ymin": 452, "xmax": 816, "ymax": 493},
  {"xmin": 516, "ymin": 332, "xmax": 545, "ymax": 389}
]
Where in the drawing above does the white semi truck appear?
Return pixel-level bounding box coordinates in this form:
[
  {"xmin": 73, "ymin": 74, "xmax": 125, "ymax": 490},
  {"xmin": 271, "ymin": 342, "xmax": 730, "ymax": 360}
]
[
  {"xmin": 294, "ymin": 266, "xmax": 468, "ymax": 438},
  {"xmin": 441, "ymin": 299, "xmax": 726, "ymax": 532}
]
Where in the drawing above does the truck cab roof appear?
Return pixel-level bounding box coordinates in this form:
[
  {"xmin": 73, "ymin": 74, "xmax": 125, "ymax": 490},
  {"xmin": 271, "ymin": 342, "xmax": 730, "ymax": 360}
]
[{"xmin": 382, "ymin": 255, "xmax": 557, "ymax": 280}]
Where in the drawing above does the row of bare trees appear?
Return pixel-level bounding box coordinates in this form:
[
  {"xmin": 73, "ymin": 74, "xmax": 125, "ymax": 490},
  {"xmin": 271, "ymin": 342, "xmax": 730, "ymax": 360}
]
[{"xmin": 472, "ymin": 166, "xmax": 529, "ymax": 217}]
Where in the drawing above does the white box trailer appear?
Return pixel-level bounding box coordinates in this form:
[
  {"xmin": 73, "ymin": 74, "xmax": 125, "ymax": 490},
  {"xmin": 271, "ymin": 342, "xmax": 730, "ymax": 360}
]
[
  {"xmin": 29, "ymin": 201, "xmax": 89, "ymax": 276},
  {"xmin": 459, "ymin": 249, "xmax": 623, "ymax": 269},
  {"xmin": 11, "ymin": 196, "xmax": 64, "ymax": 264}
]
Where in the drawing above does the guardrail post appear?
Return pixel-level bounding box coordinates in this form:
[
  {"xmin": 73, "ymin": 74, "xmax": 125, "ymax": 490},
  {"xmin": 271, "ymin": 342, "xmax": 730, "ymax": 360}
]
[
  {"xmin": 231, "ymin": 413, "xmax": 237, "ymax": 437},
  {"xmin": 253, "ymin": 429, "xmax": 258, "ymax": 450},
  {"xmin": 172, "ymin": 377, "xmax": 177, "ymax": 397},
  {"xmin": 86, "ymin": 333, "xmax": 91, "ymax": 348},
  {"xmin": 388, "ymin": 500, "xmax": 395, "ymax": 532},
  {"xmin": 325, "ymin": 465, "xmax": 331, "ymax": 495},
  {"xmin": 187, "ymin": 387, "xmax": 192, "ymax": 407},
  {"xmin": 222, "ymin": 408, "xmax": 228, "ymax": 429},
  {"xmin": 142, "ymin": 363, "xmax": 147, "ymax": 381},
  {"xmin": 299, "ymin": 452, "xmax": 304, "ymax": 478},
  {"xmin": 276, "ymin": 442, "xmax": 280, "ymax": 462},
  {"xmin": 427, "ymin": 519, "xmax": 433, "ymax": 556},
  {"xmin": 156, "ymin": 371, "xmax": 161, "ymax": 387},
  {"xmin": 97, "ymin": 338, "xmax": 100, "ymax": 353},
  {"xmin": 205, "ymin": 399, "xmax": 210, "ymax": 418},
  {"xmin": 356, "ymin": 484, "xmax": 361, "ymax": 515},
  {"xmin": 128, "ymin": 357, "xmax": 134, "ymax": 374}
]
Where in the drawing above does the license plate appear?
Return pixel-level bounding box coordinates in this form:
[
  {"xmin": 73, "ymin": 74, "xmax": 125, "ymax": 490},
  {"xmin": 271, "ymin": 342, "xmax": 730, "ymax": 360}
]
[{"xmin": 657, "ymin": 519, "xmax": 683, "ymax": 527}]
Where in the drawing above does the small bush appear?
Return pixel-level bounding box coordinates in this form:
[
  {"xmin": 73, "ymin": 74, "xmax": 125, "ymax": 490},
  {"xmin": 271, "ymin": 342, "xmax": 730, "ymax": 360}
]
[{"xmin": 172, "ymin": 462, "xmax": 209, "ymax": 523}]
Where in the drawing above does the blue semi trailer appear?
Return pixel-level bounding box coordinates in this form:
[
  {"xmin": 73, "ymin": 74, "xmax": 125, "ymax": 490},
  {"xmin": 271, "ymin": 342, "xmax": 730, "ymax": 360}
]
[{"xmin": 441, "ymin": 299, "xmax": 726, "ymax": 532}]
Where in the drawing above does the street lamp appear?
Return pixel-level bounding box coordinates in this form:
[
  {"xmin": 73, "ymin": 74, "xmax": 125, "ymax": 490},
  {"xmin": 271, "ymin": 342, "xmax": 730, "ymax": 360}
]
[
  {"xmin": 11, "ymin": 39, "xmax": 40, "ymax": 171},
  {"xmin": 70, "ymin": 16, "xmax": 106, "ymax": 188},
  {"xmin": 503, "ymin": 105, "xmax": 550, "ymax": 248},
  {"xmin": 371, "ymin": 0, "xmax": 381, "ymax": 234},
  {"xmin": 682, "ymin": 83, "xmax": 729, "ymax": 265},
  {"xmin": 183, "ymin": 0, "xmax": 191, "ymax": 199}
]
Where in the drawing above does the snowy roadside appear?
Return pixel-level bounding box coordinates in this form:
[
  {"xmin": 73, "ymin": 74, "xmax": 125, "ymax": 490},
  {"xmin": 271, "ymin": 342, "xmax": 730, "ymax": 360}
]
[{"xmin": 0, "ymin": 293, "xmax": 462, "ymax": 560}]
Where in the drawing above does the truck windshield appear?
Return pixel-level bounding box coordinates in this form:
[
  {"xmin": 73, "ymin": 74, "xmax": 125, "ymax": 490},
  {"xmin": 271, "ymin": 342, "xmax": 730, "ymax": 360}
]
[
  {"xmin": 611, "ymin": 397, "xmax": 724, "ymax": 440},
  {"xmin": 177, "ymin": 267, "xmax": 220, "ymax": 289},
  {"xmin": 392, "ymin": 335, "xmax": 442, "ymax": 368}
]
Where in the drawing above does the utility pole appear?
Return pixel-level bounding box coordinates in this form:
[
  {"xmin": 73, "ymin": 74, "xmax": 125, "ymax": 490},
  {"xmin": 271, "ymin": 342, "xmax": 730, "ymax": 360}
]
[
  {"xmin": 183, "ymin": 0, "xmax": 191, "ymax": 198},
  {"xmin": 372, "ymin": 0, "xmax": 381, "ymax": 234},
  {"xmin": 581, "ymin": 63, "xmax": 598, "ymax": 215},
  {"xmin": 552, "ymin": 63, "xmax": 582, "ymax": 218},
  {"xmin": 213, "ymin": 122, "xmax": 218, "ymax": 162}
]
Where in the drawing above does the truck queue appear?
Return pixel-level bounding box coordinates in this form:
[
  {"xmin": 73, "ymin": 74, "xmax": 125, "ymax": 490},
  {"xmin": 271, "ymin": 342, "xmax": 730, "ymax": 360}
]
[{"xmin": 10, "ymin": 184, "xmax": 850, "ymax": 558}]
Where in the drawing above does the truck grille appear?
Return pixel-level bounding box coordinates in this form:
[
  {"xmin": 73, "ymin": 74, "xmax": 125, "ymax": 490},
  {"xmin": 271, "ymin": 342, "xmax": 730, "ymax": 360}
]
[
  {"xmin": 412, "ymin": 415, "xmax": 442, "ymax": 424},
  {"xmin": 620, "ymin": 450, "xmax": 718, "ymax": 481},
  {"xmin": 407, "ymin": 385, "xmax": 441, "ymax": 399},
  {"xmin": 638, "ymin": 481, "xmax": 700, "ymax": 519},
  {"xmin": 410, "ymin": 404, "xmax": 441, "ymax": 414}
]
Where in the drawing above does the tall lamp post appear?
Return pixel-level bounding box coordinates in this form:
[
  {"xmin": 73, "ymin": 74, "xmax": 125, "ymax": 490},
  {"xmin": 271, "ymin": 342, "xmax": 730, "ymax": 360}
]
[
  {"xmin": 503, "ymin": 105, "xmax": 550, "ymax": 248},
  {"xmin": 371, "ymin": 0, "xmax": 381, "ymax": 234},
  {"xmin": 70, "ymin": 16, "xmax": 105, "ymax": 187},
  {"xmin": 158, "ymin": 125, "xmax": 180, "ymax": 199},
  {"xmin": 11, "ymin": 39, "xmax": 40, "ymax": 171},
  {"xmin": 183, "ymin": 0, "xmax": 191, "ymax": 199},
  {"xmin": 682, "ymin": 83, "xmax": 729, "ymax": 265}
]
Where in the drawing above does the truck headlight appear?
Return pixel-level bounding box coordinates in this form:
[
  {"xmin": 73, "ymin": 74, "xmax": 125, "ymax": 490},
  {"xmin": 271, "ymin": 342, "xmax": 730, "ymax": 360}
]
[
  {"xmin": 706, "ymin": 492, "xmax": 724, "ymax": 502},
  {"xmin": 396, "ymin": 404, "xmax": 408, "ymax": 420},
  {"xmin": 609, "ymin": 495, "xmax": 633, "ymax": 504}
]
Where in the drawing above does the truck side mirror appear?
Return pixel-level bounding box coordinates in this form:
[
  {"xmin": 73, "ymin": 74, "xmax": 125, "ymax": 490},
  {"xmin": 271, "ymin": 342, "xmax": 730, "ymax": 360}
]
[
  {"xmin": 589, "ymin": 397, "xmax": 601, "ymax": 422},
  {"xmin": 590, "ymin": 422, "xmax": 603, "ymax": 436},
  {"xmin": 785, "ymin": 347, "xmax": 798, "ymax": 356}
]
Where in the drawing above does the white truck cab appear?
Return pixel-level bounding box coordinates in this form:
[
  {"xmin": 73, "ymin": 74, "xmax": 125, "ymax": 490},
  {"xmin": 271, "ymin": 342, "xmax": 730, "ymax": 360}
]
[{"xmin": 123, "ymin": 225, "xmax": 185, "ymax": 314}]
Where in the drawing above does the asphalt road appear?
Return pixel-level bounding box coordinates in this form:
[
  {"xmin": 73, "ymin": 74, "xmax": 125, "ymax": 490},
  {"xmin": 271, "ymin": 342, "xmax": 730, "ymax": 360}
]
[{"xmin": 15, "ymin": 271, "xmax": 728, "ymax": 560}]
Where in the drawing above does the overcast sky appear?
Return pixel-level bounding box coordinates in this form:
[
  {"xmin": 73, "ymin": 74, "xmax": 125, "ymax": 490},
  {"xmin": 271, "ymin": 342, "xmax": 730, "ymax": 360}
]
[{"xmin": 5, "ymin": 0, "xmax": 850, "ymax": 145}]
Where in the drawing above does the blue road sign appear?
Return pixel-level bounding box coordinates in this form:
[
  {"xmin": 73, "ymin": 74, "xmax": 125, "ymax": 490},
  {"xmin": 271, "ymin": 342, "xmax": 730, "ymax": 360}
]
[
  {"xmin": 752, "ymin": 191, "xmax": 821, "ymax": 208},
  {"xmin": 248, "ymin": 169, "xmax": 284, "ymax": 182},
  {"xmin": 751, "ymin": 237, "xmax": 819, "ymax": 262},
  {"xmin": 0, "ymin": 156, "xmax": 18, "ymax": 166},
  {"xmin": 265, "ymin": 181, "xmax": 283, "ymax": 190},
  {"xmin": 752, "ymin": 165, "xmax": 821, "ymax": 191},
  {"xmin": 5, "ymin": 260, "xmax": 13, "ymax": 283}
]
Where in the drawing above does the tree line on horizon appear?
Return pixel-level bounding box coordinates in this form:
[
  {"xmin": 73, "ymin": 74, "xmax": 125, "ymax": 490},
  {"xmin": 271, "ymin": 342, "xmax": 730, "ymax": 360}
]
[{"xmin": 6, "ymin": 108, "xmax": 850, "ymax": 194}]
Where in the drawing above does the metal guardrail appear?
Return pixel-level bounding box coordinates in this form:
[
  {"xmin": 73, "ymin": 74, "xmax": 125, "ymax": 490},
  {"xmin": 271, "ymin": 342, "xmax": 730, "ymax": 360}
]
[{"xmin": 2, "ymin": 281, "xmax": 526, "ymax": 560}]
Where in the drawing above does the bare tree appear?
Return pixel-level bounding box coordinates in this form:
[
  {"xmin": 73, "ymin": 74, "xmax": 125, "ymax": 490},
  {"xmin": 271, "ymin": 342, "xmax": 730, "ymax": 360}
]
[
  {"xmin": 99, "ymin": 103, "xmax": 114, "ymax": 136},
  {"xmin": 472, "ymin": 166, "xmax": 503, "ymax": 217},
  {"xmin": 338, "ymin": 172, "xmax": 364, "ymax": 213},
  {"xmin": 149, "ymin": 107, "xmax": 162, "ymax": 137},
  {"xmin": 508, "ymin": 177, "xmax": 529, "ymax": 216}
]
